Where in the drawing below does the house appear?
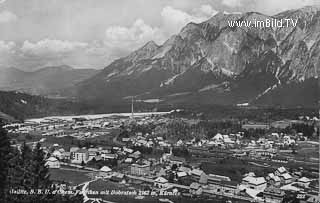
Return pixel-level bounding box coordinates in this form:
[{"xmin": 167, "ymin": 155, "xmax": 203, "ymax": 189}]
[
  {"xmin": 123, "ymin": 147, "xmax": 134, "ymax": 154},
  {"xmin": 306, "ymin": 195, "xmax": 320, "ymax": 203},
  {"xmin": 242, "ymin": 123, "xmax": 270, "ymax": 130},
  {"xmin": 267, "ymin": 173, "xmax": 281, "ymax": 186},
  {"xmin": 177, "ymin": 171, "xmax": 188, "ymax": 179},
  {"xmin": 45, "ymin": 157, "xmax": 60, "ymax": 168},
  {"xmin": 189, "ymin": 182, "xmax": 202, "ymax": 195},
  {"xmin": 242, "ymin": 176, "xmax": 267, "ymax": 191},
  {"xmin": 190, "ymin": 169, "xmax": 205, "ymax": 181},
  {"xmin": 101, "ymin": 153, "xmax": 117, "ymax": 160},
  {"xmin": 99, "ymin": 166, "xmax": 112, "ymax": 177},
  {"xmin": 52, "ymin": 150, "xmax": 64, "ymax": 160},
  {"xmin": 199, "ymin": 173, "xmax": 208, "ymax": 184},
  {"xmin": 110, "ymin": 173, "xmax": 125, "ymax": 183},
  {"xmin": 63, "ymin": 152, "xmax": 71, "ymax": 160},
  {"xmin": 275, "ymin": 167, "xmax": 287, "ymax": 176},
  {"xmin": 72, "ymin": 148, "xmax": 89, "ymax": 164},
  {"xmin": 280, "ymin": 173, "xmax": 293, "ymax": 184},
  {"xmin": 124, "ymin": 157, "xmax": 133, "ymax": 163},
  {"xmin": 154, "ymin": 177, "xmax": 169, "ymax": 188},
  {"xmin": 168, "ymin": 156, "xmax": 186, "ymax": 167},
  {"xmin": 129, "ymin": 151, "xmax": 141, "ymax": 159},
  {"xmin": 122, "ymin": 137, "xmax": 130, "ymax": 142},
  {"xmin": 130, "ymin": 163, "xmax": 150, "ymax": 176},
  {"xmin": 88, "ymin": 148, "xmax": 99, "ymax": 161},
  {"xmin": 178, "ymin": 166, "xmax": 191, "ymax": 174},
  {"xmin": 262, "ymin": 186, "xmax": 285, "ymax": 203},
  {"xmin": 70, "ymin": 147, "xmax": 80, "ymax": 159},
  {"xmin": 297, "ymin": 177, "xmax": 312, "ymax": 188},
  {"xmin": 208, "ymin": 180, "xmax": 238, "ymax": 194},
  {"xmin": 157, "ymin": 168, "xmax": 167, "ymax": 177},
  {"xmin": 207, "ymin": 174, "xmax": 231, "ymax": 184},
  {"xmin": 146, "ymin": 141, "xmax": 154, "ymax": 147}
]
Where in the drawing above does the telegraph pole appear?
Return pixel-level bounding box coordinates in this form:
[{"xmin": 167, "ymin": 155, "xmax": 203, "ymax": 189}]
[{"xmin": 131, "ymin": 96, "xmax": 134, "ymax": 119}]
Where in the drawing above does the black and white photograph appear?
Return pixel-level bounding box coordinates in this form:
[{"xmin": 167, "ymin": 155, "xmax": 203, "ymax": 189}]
[{"xmin": 0, "ymin": 0, "xmax": 319, "ymax": 202}]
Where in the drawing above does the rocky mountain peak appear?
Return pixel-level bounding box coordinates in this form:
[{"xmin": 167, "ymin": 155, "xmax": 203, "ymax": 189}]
[{"xmin": 76, "ymin": 6, "xmax": 319, "ymax": 108}]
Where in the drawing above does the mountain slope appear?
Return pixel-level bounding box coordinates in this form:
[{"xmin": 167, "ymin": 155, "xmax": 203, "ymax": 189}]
[
  {"xmin": 76, "ymin": 6, "xmax": 320, "ymax": 108},
  {"xmin": 0, "ymin": 90, "xmax": 89, "ymax": 120}
]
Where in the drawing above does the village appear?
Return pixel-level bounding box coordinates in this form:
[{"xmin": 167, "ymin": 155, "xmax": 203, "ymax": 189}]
[{"xmin": 3, "ymin": 110, "xmax": 319, "ymax": 203}]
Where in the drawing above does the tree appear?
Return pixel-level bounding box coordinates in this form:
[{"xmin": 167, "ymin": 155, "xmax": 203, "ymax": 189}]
[
  {"xmin": 0, "ymin": 122, "xmax": 11, "ymax": 201},
  {"xmin": 30, "ymin": 142, "xmax": 51, "ymax": 189}
]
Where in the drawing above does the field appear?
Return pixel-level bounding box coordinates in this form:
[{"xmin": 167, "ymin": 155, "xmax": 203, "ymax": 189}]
[
  {"xmin": 200, "ymin": 158, "xmax": 273, "ymax": 182},
  {"xmin": 49, "ymin": 168, "xmax": 92, "ymax": 185}
]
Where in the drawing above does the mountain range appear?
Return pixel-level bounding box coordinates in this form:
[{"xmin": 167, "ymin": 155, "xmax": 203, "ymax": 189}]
[
  {"xmin": 0, "ymin": 65, "xmax": 98, "ymax": 97},
  {"xmin": 76, "ymin": 6, "xmax": 319, "ymax": 108}
]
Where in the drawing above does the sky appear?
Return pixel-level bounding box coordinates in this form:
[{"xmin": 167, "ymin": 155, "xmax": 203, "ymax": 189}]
[{"xmin": 0, "ymin": 0, "xmax": 319, "ymax": 70}]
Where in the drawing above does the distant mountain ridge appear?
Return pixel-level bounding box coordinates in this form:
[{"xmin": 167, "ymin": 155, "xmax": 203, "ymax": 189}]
[
  {"xmin": 77, "ymin": 6, "xmax": 319, "ymax": 108},
  {"xmin": 0, "ymin": 65, "xmax": 99, "ymax": 97}
]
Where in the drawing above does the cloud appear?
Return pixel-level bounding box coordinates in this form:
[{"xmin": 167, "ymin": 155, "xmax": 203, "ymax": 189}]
[
  {"xmin": 103, "ymin": 5, "xmax": 218, "ymax": 56},
  {"xmin": 222, "ymin": 0, "xmax": 242, "ymax": 8},
  {"xmin": 161, "ymin": 6, "xmax": 207, "ymax": 34},
  {"xmin": 0, "ymin": 40, "xmax": 15, "ymax": 53},
  {"xmin": 104, "ymin": 18, "xmax": 165, "ymax": 50},
  {"xmin": 197, "ymin": 5, "xmax": 219, "ymax": 16},
  {"xmin": 0, "ymin": 0, "xmax": 6, "ymax": 4},
  {"xmin": 0, "ymin": 10, "xmax": 17, "ymax": 23},
  {"xmin": 21, "ymin": 39, "xmax": 88, "ymax": 56},
  {"xmin": 252, "ymin": 0, "xmax": 320, "ymax": 14}
]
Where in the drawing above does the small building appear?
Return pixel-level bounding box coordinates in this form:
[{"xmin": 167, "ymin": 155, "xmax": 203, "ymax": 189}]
[
  {"xmin": 177, "ymin": 171, "xmax": 188, "ymax": 179},
  {"xmin": 154, "ymin": 177, "xmax": 169, "ymax": 188},
  {"xmin": 267, "ymin": 173, "xmax": 281, "ymax": 186},
  {"xmin": 262, "ymin": 187, "xmax": 285, "ymax": 203},
  {"xmin": 52, "ymin": 150, "xmax": 64, "ymax": 160},
  {"xmin": 275, "ymin": 166, "xmax": 287, "ymax": 176},
  {"xmin": 63, "ymin": 151, "xmax": 71, "ymax": 160},
  {"xmin": 99, "ymin": 166, "xmax": 112, "ymax": 177},
  {"xmin": 242, "ymin": 176, "xmax": 267, "ymax": 191},
  {"xmin": 110, "ymin": 173, "xmax": 125, "ymax": 183},
  {"xmin": 208, "ymin": 174, "xmax": 231, "ymax": 183},
  {"xmin": 242, "ymin": 123, "xmax": 270, "ymax": 130},
  {"xmin": 101, "ymin": 153, "xmax": 117, "ymax": 160},
  {"xmin": 45, "ymin": 157, "xmax": 60, "ymax": 168},
  {"xmin": 297, "ymin": 177, "xmax": 312, "ymax": 188},
  {"xmin": 70, "ymin": 147, "xmax": 80, "ymax": 159},
  {"xmin": 306, "ymin": 195, "xmax": 320, "ymax": 203},
  {"xmin": 129, "ymin": 151, "xmax": 142, "ymax": 159},
  {"xmin": 124, "ymin": 157, "xmax": 133, "ymax": 163},
  {"xmin": 280, "ymin": 173, "xmax": 293, "ymax": 185},
  {"xmin": 168, "ymin": 156, "xmax": 186, "ymax": 167},
  {"xmin": 72, "ymin": 149, "xmax": 88, "ymax": 164},
  {"xmin": 190, "ymin": 169, "xmax": 205, "ymax": 182},
  {"xmin": 130, "ymin": 163, "xmax": 150, "ymax": 176},
  {"xmin": 88, "ymin": 148, "xmax": 99, "ymax": 161},
  {"xmin": 178, "ymin": 166, "xmax": 191, "ymax": 174}
]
